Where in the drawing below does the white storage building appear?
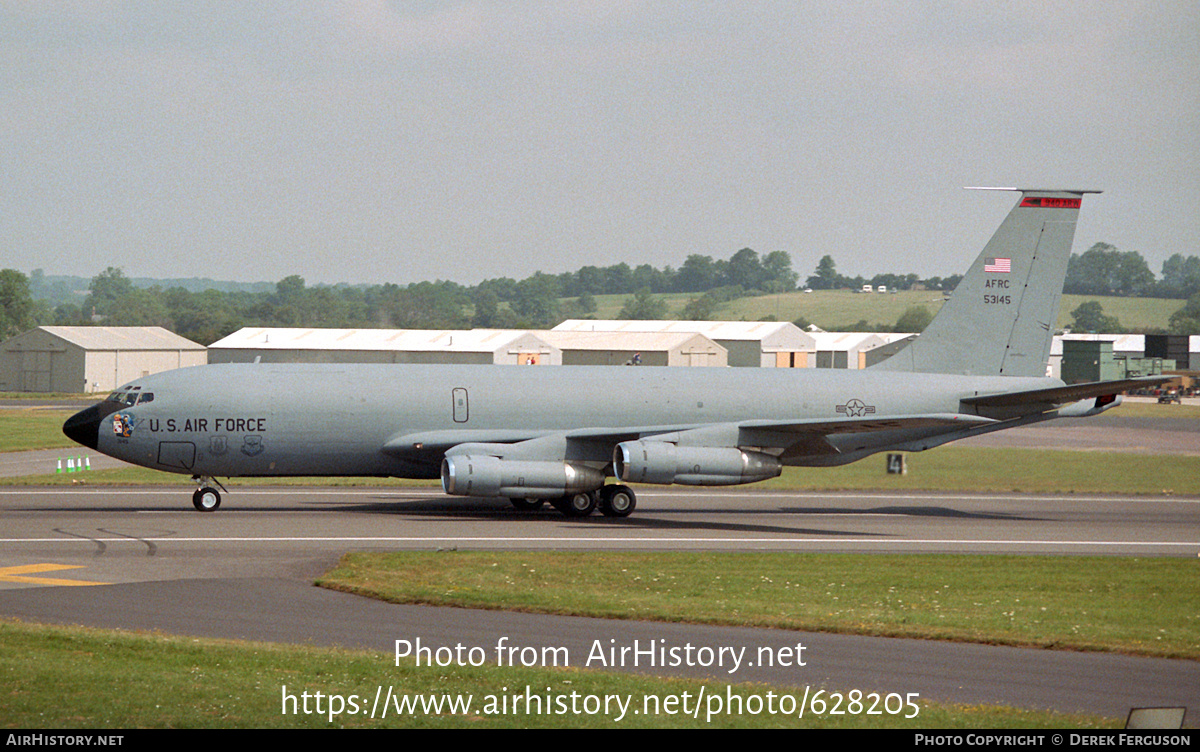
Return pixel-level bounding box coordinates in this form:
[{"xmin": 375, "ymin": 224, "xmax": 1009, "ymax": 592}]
[
  {"xmin": 0, "ymin": 326, "xmax": 206, "ymax": 393},
  {"xmin": 807, "ymin": 332, "xmax": 889, "ymax": 369},
  {"xmin": 208, "ymin": 328, "xmax": 562, "ymax": 365},
  {"xmin": 536, "ymin": 330, "xmax": 726, "ymax": 367},
  {"xmin": 552, "ymin": 320, "xmax": 814, "ymax": 367}
]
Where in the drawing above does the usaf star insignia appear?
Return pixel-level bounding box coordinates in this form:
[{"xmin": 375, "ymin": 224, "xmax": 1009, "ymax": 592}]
[{"xmin": 836, "ymin": 398, "xmax": 876, "ymax": 417}]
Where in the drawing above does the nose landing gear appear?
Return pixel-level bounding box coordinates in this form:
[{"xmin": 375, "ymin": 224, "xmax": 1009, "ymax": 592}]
[{"xmin": 191, "ymin": 476, "xmax": 228, "ymax": 512}]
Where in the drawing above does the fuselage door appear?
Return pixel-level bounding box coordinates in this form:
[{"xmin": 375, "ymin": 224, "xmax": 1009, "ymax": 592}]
[
  {"xmin": 452, "ymin": 387, "xmax": 469, "ymax": 423},
  {"xmin": 157, "ymin": 441, "xmax": 196, "ymax": 470}
]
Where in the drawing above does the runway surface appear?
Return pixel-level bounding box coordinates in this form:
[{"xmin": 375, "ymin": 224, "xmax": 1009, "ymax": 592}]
[{"xmin": 1, "ymin": 485, "xmax": 1197, "ymax": 723}]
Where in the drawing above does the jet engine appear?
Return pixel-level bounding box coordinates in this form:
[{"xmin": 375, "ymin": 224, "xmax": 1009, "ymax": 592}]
[
  {"xmin": 613, "ymin": 441, "xmax": 782, "ymax": 486},
  {"xmin": 441, "ymin": 455, "xmax": 605, "ymax": 499}
]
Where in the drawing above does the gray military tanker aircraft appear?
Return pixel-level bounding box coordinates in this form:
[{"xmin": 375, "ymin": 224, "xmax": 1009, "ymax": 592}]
[{"xmin": 63, "ymin": 188, "xmax": 1163, "ymax": 516}]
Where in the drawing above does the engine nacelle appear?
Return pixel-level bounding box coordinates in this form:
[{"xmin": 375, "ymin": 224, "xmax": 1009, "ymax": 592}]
[
  {"xmin": 441, "ymin": 455, "xmax": 604, "ymax": 499},
  {"xmin": 613, "ymin": 441, "xmax": 782, "ymax": 486},
  {"xmin": 1058, "ymin": 394, "xmax": 1122, "ymax": 417}
]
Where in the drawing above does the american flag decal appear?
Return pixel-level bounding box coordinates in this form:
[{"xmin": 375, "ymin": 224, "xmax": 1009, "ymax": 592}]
[{"xmin": 984, "ymin": 257, "xmax": 1011, "ymax": 273}]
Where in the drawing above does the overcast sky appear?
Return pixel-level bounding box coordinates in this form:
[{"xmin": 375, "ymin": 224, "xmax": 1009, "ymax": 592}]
[{"xmin": 3, "ymin": 1, "xmax": 1198, "ymax": 287}]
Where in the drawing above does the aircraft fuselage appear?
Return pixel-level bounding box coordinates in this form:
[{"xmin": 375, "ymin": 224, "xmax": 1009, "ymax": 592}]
[{"xmin": 66, "ymin": 362, "xmax": 1055, "ymax": 479}]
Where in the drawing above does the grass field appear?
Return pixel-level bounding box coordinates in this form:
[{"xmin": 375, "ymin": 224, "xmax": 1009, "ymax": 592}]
[
  {"xmin": 0, "ymin": 620, "xmax": 1114, "ymax": 728},
  {"xmin": 318, "ymin": 552, "xmax": 1200, "ymax": 660},
  {"xmin": 1110, "ymin": 400, "xmax": 1200, "ymax": 419},
  {"xmin": 0, "ymin": 408, "xmax": 79, "ymax": 452}
]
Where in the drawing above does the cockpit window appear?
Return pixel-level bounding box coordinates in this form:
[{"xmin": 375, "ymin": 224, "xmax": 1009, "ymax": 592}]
[{"xmin": 105, "ymin": 391, "xmax": 153, "ymax": 405}]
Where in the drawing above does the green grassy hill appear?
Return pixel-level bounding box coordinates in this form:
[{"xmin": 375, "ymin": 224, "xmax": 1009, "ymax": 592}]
[{"xmin": 575, "ymin": 290, "xmax": 1183, "ymax": 332}]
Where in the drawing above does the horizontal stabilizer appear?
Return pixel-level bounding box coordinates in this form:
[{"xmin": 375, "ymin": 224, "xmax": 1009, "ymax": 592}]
[{"xmin": 961, "ymin": 376, "xmax": 1173, "ymax": 409}]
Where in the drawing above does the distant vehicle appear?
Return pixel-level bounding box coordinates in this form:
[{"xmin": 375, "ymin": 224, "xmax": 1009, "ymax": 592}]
[
  {"xmin": 1158, "ymin": 392, "xmax": 1182, "ymax": 404},
  {"xmin": 877, "ymin": 285, "xmax": 888, "ymax": 293},
  {"xmin": 861, "ymin": 284, "xmax": 873, "ymax": 293},
  {"xmin": 63, "ymin": 188, "xmax": 1167, "ymax": 517}
]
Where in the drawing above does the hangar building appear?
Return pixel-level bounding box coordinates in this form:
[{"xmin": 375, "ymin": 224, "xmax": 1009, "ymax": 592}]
[
  {"xmin": 208, "ymin": 328, "xmax": 562, "ymax": 365},
  {"xmin": 536, "ymin": 330, "xmax": 726, "ymax": 367},
  {"xmin": 1050, "ymin": 334, "xmax": 1146, "ymax": 379},
  {"xmin": 0, "ymin": 326, "xmax": 206, "ymax": 393},
  {"xmin": 552, "ymin": 320, "xmax": 813, "ymax": 367},
  {"xmin": 806, "ymin": 332, "xmax": 889, "ymax": 369}
]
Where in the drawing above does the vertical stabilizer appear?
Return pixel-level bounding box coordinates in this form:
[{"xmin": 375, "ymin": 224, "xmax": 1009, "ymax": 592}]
[{"xmin": 873, "ymin": 189, "xmax": 1099, "ymax": 377}]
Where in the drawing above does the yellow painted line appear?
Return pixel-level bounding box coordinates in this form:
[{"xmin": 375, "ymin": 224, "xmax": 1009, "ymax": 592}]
[{"xmin": 0, "ymin": 563, "xmax": 111, "ymax": 587}]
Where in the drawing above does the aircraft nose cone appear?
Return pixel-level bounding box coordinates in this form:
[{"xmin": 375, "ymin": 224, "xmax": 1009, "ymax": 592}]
[{"xmin": 63, "ymin": 404, "xmax": 103, "ymax": 450}]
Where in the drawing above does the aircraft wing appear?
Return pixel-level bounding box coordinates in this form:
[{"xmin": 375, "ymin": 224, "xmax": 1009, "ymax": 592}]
[
  {"xmin": 961, "ymin": 376, "xmax": 1173, "ymax": 409},
  {"xmin": 382, "ymin": 425, "xmax": 693, "ymax": 456},
  {"xmin": 737, "ymin": 413, "xmax": 995, "ymax": 435},
  {"xmin": 382, "ymin": 413, "xmax": 998, "ymax": 461},
  {"xmin": 732, "ymin": 413, "xmax": 997, "ymax": 460}
]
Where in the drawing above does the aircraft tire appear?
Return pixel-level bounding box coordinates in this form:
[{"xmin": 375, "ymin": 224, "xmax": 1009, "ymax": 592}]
[
  {"xmin": 192, "ymin": 487, "xmax": 221, "ymax": 512},
  {"xmin": 599, "ymin": 485, "xmax": 636, "ymax": 517},
  {"xmin": 509, "ymin": 497, "xmax": 545, "ymax": 512},
  {"xmin": 555, "ymin": 491, "xmax": 596, "ymax": 517}
]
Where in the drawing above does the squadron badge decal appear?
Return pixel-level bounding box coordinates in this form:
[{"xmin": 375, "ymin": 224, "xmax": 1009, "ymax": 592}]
[
  {"xmin": 112, "ymin": 413, "xmax": 135, "ymax": 438},
  {"xmin": 240, "ymin": 435, "xmax": 264, "ymax": 456}
]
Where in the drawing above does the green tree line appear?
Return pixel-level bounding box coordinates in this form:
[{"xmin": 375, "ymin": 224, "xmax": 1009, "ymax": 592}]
[
  {"xmin": 4, "ymin": 242, "xmax": 1200, "ymax": 343},
  {"xmin": 11, "ymin": 248, "xmax": 809, "ymax": 342}
]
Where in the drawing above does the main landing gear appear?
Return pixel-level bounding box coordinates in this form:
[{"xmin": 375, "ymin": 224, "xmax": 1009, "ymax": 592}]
[
  {"xmin": 513, "ymin": 485, "xmax": 636, "ymax": 518},
  {"xmin": 191, "ymin": 476, "xmax": 228, "ymax": 512},
  {"xmin": 599, "ymin": 484, "xmax": 636, "ymax": 517},
  {"xmin": 508, "ymin": 498, "xmax": 545, "ymax": 512},
  {"xmin": 550, "ymin": 491, "xmax": 597, "ymax": 517}
]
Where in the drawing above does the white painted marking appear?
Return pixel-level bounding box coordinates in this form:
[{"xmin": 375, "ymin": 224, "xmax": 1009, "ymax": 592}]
[{"xmin": 0, "ymin": 536, "xmax": 1195, "ymax": 548}]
